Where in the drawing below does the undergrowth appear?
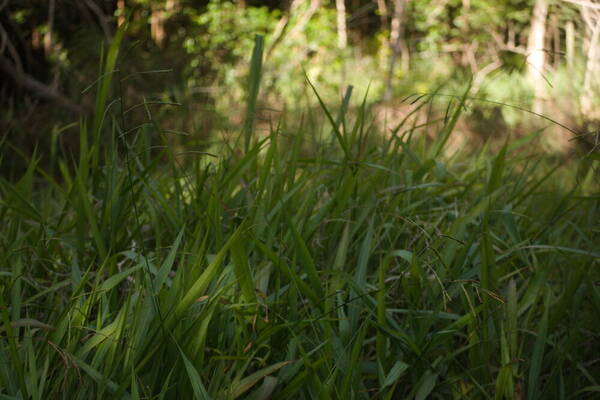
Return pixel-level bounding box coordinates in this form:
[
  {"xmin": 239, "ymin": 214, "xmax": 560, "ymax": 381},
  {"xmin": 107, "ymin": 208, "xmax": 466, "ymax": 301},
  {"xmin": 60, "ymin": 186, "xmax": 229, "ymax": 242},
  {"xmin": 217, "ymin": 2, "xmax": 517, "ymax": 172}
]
[{"xmin": 1, "ymin": 33, "xmax": 599, "ymax": 400}]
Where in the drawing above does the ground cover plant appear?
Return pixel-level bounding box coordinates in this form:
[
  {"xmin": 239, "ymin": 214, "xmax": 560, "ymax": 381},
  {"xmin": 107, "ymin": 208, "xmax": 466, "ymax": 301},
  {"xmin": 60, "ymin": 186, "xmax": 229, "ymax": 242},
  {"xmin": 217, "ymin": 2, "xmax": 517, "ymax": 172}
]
[{"xmin": 1, "ymin": 34, "xmax": 599, "ymax": 399}]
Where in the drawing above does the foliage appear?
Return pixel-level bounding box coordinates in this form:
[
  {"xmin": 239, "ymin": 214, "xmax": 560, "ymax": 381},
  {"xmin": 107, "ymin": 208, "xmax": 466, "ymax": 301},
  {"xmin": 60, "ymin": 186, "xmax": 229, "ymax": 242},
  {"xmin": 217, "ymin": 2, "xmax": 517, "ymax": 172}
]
[
  {"xmin": 185, "ymin": 1, "xmax": 278, "ymax": 75},
  {"xmin": 183, "ymin": 0, "xmax": 342, "ymax": 109},
  {"xmin": 3, "ymin": 0, "xmax": 600, "ymax": 166},
  {"xmin": 0, "ymin": 36, "xmax": 599, "ymax": 399}
]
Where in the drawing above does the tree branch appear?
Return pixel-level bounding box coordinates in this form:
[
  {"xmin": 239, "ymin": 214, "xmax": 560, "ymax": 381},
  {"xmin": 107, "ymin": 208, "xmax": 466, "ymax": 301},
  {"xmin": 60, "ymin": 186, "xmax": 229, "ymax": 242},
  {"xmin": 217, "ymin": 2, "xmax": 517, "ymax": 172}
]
[
  {"xmin": 490, "ymin": 30, "xmax": 528, "ymax": 55},
  {"xmin": 288, "ymin": 0, "xmax": 320, "ymax": 39},
  {"xmin": 0, "ymin": 22, "xmax": 23, "ymax": 72},
  {"xmin": 562, "ymin": 0, "xmax": 600, "ymax": 11},
  {"xmin": 0, "ymin": 54, "xmax": 83, "ymax": 114},
  {"xmin": 83, "ymin": 0, "xmax": 113, "ymax": 41}
]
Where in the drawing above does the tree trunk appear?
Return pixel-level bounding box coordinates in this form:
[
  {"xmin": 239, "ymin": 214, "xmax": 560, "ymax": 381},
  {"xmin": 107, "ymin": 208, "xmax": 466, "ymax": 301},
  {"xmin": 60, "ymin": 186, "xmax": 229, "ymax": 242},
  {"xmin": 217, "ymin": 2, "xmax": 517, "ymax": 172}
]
[
  {"xmin": 31, "ymin": 28, "xmax": 41, "ymax": 49},
  {"xmin": 117, "ymin": 0, "xmax": 125, "ymax": 26},
  {"xmin": 335, "ymin": 0, "xmax": 348, "ymax": 50},
  {"xmin": 150, "ymin": 7, "xmax": 165, "ymax": 47},
  {"xmin": 336, "ymin": 0, "xmax": 348, "ymax": 87},
  {"xmin": 375, "ymin": 0, "xmax": 389, "ymax": 28},
  {"xmin": 375, "ymin": 0, "xmax": 389, "ymax": 50},
  {"xmin": 526, "ymin": 0, "xmax": 549, "ymax": 114},
  {"xmin": 566, "ymin": 20, "xmax": 575, "ymax": 69},
  {"xmin": 44, "ymin": 0, "xmax": 55, "ymax": 56},
  {"xmin": 581, "ymin": 16, "xmax": 600, "ymax": 118},
  {"xmin": 150, "ymin": 0, "xmax": 176, "ymax": 48},
  {"xmin": 384, "ymin": 0, "xmax": 408, "ymax": 101},
  {"xmin": 551, "ymin": 14, "xmax": 560, "ymax": 66}
]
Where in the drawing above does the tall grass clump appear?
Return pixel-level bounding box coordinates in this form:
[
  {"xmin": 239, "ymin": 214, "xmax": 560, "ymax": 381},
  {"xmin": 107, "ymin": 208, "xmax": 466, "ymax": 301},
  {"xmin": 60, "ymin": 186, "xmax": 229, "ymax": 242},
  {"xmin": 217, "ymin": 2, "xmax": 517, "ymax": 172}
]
[{"xmin": 1, "ymin": 35, "xmax": 599, "ymax": 399}]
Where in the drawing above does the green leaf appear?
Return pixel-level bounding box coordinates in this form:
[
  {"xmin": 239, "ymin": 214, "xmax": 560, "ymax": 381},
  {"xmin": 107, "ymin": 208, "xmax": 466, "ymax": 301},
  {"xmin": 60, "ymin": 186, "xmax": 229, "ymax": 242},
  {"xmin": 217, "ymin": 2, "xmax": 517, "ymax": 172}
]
[
  {"xmin": 527, "ymin": 291, "xmax": 550, "ymax": 400},
  {"xmin": 305, "ymin": 75, "xmax": 349, "ymax": 159},
  {"xmin": 99, "ymin": 264, "xmax": 143, "ymax": 292},
  {"xmin": 487, "ymin": 143, "xmax": 507, "ymax": 195},
  {"xmin": 285, "ymin": 213, "xmax": 324, "ymax": 300},
  {"xmin": 243, "ymin": 34, "xmax": 264, "ymax": 152},
  {"xmin": 432, "ymin": 82, "xmax": 471, "ymax": 157},
  {"xmin": 254, "ymin": 240, "xmax": 320, "ymax": 308},
  {"xmin": 230, "ymin": 233, "xmax": 258, "ymax": 305},
  {"xmin": 174, "ymin": 223, "xmax": 244, "ymax": 320},
  {"xmin": 415, "ymin": 370, "xmax": 438, "ymax": 400},
  {"xmin": 155, "ymin": 228, "xmax": 185, "ymax": 293},
  {"xmin": 230, "ymin": 361, "xmax": 291, "ymax": 399},
  {"xmin": 383, "ymin": 361, "xmax": 409, "ymax": 389},
  {"xmin": 180, "ymin": 350, "xmax": 211, "ymax": 400}
]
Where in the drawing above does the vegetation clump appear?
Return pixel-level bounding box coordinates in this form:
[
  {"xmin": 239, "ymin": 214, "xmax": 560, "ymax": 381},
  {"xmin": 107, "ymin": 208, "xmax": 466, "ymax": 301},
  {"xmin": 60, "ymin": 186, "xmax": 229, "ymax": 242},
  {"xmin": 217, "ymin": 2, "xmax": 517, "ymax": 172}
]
[{"xmin": 1, "ymin": 32, "xmax": 599, "ymax": 399}]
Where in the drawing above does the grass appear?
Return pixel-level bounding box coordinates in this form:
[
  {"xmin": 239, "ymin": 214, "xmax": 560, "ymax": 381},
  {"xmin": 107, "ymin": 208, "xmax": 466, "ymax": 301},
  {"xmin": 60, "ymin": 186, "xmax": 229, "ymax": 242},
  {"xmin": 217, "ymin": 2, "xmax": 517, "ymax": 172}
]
[{"xmin": 1, "ymin": 35, "xmax": 599, "ymax": 399}]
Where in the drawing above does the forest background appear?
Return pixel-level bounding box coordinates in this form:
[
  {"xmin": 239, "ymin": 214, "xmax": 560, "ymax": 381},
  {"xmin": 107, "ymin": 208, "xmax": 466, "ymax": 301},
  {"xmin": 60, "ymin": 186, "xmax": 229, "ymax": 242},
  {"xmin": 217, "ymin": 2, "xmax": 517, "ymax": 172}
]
[{"xmin": 2, "ymin": 0, "xmax": 600, "ymax": 170}]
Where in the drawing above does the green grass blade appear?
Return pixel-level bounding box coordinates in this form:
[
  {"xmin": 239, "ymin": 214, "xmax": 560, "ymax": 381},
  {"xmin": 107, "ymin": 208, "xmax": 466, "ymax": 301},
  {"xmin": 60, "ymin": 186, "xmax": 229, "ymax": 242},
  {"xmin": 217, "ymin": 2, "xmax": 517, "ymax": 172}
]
[
  {"xmin": 174, "ymin": 223, "xmax": 244, "ymax": 320},
  {"xmin": 179, "ymin": 350, "xmax": 211, "ymax": 400},
  {"xmin": 155, "ymin": 228, "xmax": 185, "ymax": 293},
  {"xmin": 243, "ymin": 34, "xmax": 264, "ymax": 152},
  {"xmin": 527, "ymin": 291, "xmax": 550, "ymax": 400},
  {"xmin": 230, "ymin": 233, "xmax": 258, "ymax": 305},
  {"xmin": 229, "ymin": 361, "xmax": 292, "ymax": 399}
]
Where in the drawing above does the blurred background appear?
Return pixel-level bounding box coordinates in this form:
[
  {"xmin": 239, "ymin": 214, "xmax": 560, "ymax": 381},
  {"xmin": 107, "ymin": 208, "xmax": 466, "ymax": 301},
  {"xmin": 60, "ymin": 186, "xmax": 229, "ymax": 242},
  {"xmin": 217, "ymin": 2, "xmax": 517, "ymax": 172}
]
[{"xmin": 1, "ymin": 0, "xmax": 599, "ymax": 174}]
